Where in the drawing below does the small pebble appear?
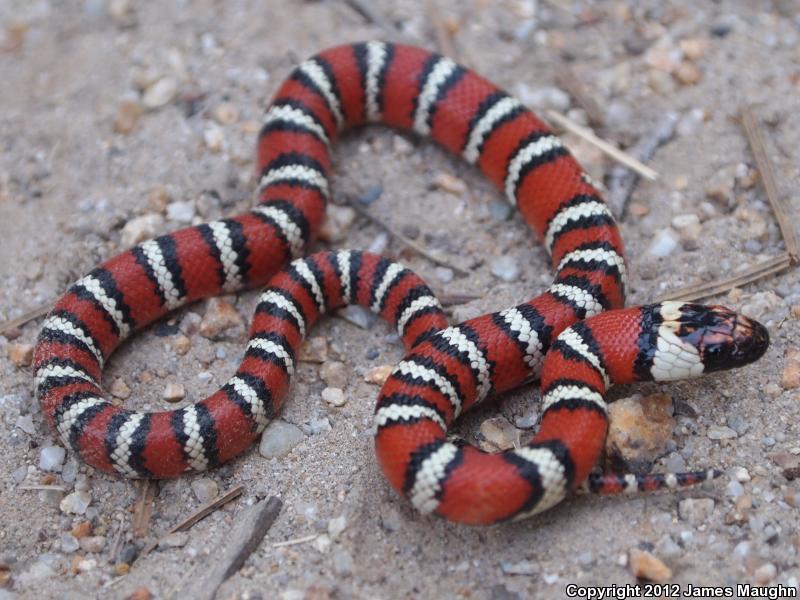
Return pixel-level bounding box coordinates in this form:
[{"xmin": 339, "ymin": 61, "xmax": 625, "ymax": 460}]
[
  {"xmin": 358, "ymin": 184, "xmax": 383, "ymax": 204},
  {"xmin": 121, "ymin": 213, "xmax": 164, "ymax": 247},
  {"xmin": 199, "ymin": 298, "xmax": 243, "ymax": 338},
  {"xmin": 112, "ymin": 99, "xmax": 143, "ymax": 134},
  {"xmin": 479, "ymin": 417, "xmax": 517, "ymax": 451},
  {"xmin": 15, "ymin": 414, "xmax": 35, "ymax": 435},
  {"xmin": 259, "ymin": 421, "xmax": 304, "ymax": 458},
  {"xmin": 629, "ymin": 549, "xmax": 671, "ymax": 583},
  {"xmin": 142, "ymin": 77, "xmax": 178, "ymax": 109},
  {"xmin": 678, "ymin": 497, "xmax": 714, "ymax": 525},
  {"xmin": 319, "ymin": 361, "xmax": 347, "ymax": 389},
  {"xmin": 707, "ymin": 425, "xmax": 738, "ymax": 440},
  {"xmin": 60, "ymin": 490, "xmax": 92, "ymax": 515},
  {"xmin": 516, "ymin": 84, "xmax": 570, "ymax": 112},
  {"xmin": 110, "ymin": 377, "xmax": 132, "ymax": 399},
  {"xmin": 213, "ymin": 102, "xmax": 239, "ymax": 125},
  {"xmin": 647, "ymin": 228, "xmax": 679, "ymax": 257},
  {"xmin": 299, "ymin": 337, "xmax": 328, "ymax": 363},
  {"xmin": 71, "ymin": 521, "xmax": 92, "ymax": 538},
  {"xmin": 331, "ymin": 549, "xmax": 353, "ymax": 577},
  {"xmin": 7, "ymin": 342, "xmax": 33, "ymax": 366},
  {"xmin": 500, "ymin": 559, "xmax": 538, "ymax": 576},
  {"xmin": 162, "ymin": 382, "xmax": 186, "ymax": 403},
  {"xmin": 364, "ymin": 365, "xmax": 393, "ymax": 386},
  {"xmin": 327, "ymin": 515, "xmax": 347, "ymax": 539},
  {"xmin": 754, "ymin": 563, "xmax": 777, "ymax": 584},
  {"xmin": 490, "ymin": 255, "xmax": 519, "ymax": 282},
  {"xmin": 172, "ymin": 335, "xmax": 191, "ymax": 355},
  {"xmin": 435, "ymin": 267, "xmax": 454, "ymax": 283},
  {"xmin": 434, "ymin": 172, "xmax": 466, "ymax": 195},
  {"xmin": 726, "ymin": 480, "xmax": 745, "ymax": 498},
  {"xmin": 674, "ymin": 61, "xmax": 703, "ymax": 85},
  {"xmin": 147, "ymin": 186, "xmax": 170, "ymax": 212},
  {"xmin": 60, "ymin": 533, "xmax": 80, "ymax": 553},
  {"xmin": 159, "ymin": 532, "xmax": 189, "ymax": 548},
  {"xmin": 489, "ymin": 200, "xmax": 512, "ymax": 221},
  {"xmin": 318, "ymin": 205, "xmax": 356, "ymax": 242},
  {"xmin": 321, "ymin": 387, "xmax": 346, "ymax": 407},
  {"xmin": 203, "ymin": 125, "xmax": 224, "ymax": 152},
  {"xmin": 337, "ymin": 305, "xmax": 375, "ymax": 330},
  {"xmin": 39, "ymin": 446, "xmax": 66, "ymax": 472},
  {"xmin": 380, "ymin": 508, "xmax": 402, "ymax": 532},
  {"xmin": 191, "ymin": 477, "xmax": 218, "ymax": 503},
  {"xmin": 781, "ymin": 348, "xmax": 800, "ymax": 389},
  {"xmin": 654, "ymin": 535, "xmax": 681, "ymax": 559},
  {"xmin": 79, "ymin": 536, "xmax": 106, "ymax": 554},
  {"xmin": 166, "ymin": 201, "xmax": 195, "ymax": 223}
]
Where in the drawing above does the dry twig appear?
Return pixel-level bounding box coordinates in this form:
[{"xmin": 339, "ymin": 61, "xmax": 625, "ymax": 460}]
[
  {"xmin": 427, "ymin": 2, "xmax": 458, "ymax": 60},
  {"xmin": 0, "ymin": 302, "xmax": 51, "ymax": 335},
  {"xmin": 178, "ymin": 497, "xmax": 282, "ymax": 600},
  {"xmin": 138, "ymin": 484, "xmax": 245, "ymax": 560},
  {"xmin": 272, "ymin": 533, "xmax": 318, "ymax": 548},
  {"xmin": 132, "ymin": 479, "xmax": 156, "ymax": 539},
  {"xmin": 741, "ymin": 106, "xmax": 798, "ymax": 264},
  {"xmin": 545, "ymin": 109, "xmax": 658, "ymax": 181},
  {"xmin": 345, "ymin": 198, "xmax": 469, "ymax": 277}
]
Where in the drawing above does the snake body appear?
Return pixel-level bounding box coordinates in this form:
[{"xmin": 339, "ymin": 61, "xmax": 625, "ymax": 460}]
[{"xmin": 33, "ymin": 41, "xmax": 768, "ymax": 524}]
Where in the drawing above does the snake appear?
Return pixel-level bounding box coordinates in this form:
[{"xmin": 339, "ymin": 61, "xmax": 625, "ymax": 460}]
[{"xmin": 32, "ymin": 41, "xmax": 769, "ymax": 525}]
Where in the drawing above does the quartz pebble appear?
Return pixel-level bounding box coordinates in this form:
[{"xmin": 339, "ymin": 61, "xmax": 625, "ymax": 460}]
[
  {"xmin": 160, "ymin": 531, "xmax": 189, "ymax": 548},
  {"xmin": 60, "ymin": 491, "xmax": 92, "ymax": 515},
  {"xmin": 16, "ymin": 414, "xmax": 35, "ymax": 435},
  {"xmin": 490, "ymin": 255, "xmax": 520, "ymax": 282},
  {"xmin": 121, "ymin": 213, "xmax": 164, "ymax": 247},
  {"xmin": 191, "ymin": 477, "xmax": 218, "ymax": 503},
  {"xmin": 320, "ymin": 361, "xmax": 348, "ymax": 389},
  {"xmin": 110, "ymin": 377, "xmax": 132, "ymax": 399},
  {"xmin": 40, "ymin": 446, "xmax": 66, "ymax": 472},
  {"xmin": 162, "ymin": 382, "xmax": 186, "ymax": 402},
  {"xmin": 754, "ymin": 563, "xmax": 777, "ymax": 584},
  {"xmin": 259, "ymin": 421, "xmax": 304, "ymax": 458},
  {"xmin": 678, "ymin": 497, "xmax": 714, "ymax": 525},
  {"xmin": 199, "ymin": 298, "xmax": 243, "ymax": 338},
  {"xmin": 166, "ymin": 200, "xmax": 195, "ymax": 223},
  {"xmin": 364, "ymin": 365, "xmax": 393, "ymax": 385},
  {"xmin": 300, "ymin": 337, "xmax": 328, "ymax": 363},
  {"xmin": 79, "ymin": 536, "xmax": 106, "ymax": 554},
  {"xmin": 480, "ymin": 418, "xmax": 518, "ymax": 452},
  {"xmin": 321, "ymin": 387, "xmax": 346, "ymax": 407},
  {"xmin": 142, "ymin": 77, "xmax": 178, "ymax": 109},
  {"xmin": 647, "ymin": 228, "xmax": 679, "ymax": 257},
  {"xmin": 707, "ymin": 425, "xmax": 738, "ymax": 440},
  {"xmin": 327, "ymin": 515, "xmax": 347, "ymax": 539},
  {"xmin": 7, "ymin": 342, "xmax": 33, "ymax": 366},
  {"xmin": 434, "ymin": 172, "xmax": 466, "ymax": 195},
  {"xmin": 629, "ymin": 549, "xmax": 671, "ymax": 583},
  {"xmin": 319, "ymin": 205, "xmax": 356, "ymax": 242}
]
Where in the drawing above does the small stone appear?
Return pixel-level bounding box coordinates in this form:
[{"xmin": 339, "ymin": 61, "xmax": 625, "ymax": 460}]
[
  {"xmin": 172, "ymin": 335, "xmax": 191, "ymax": 355},
  {"xmin": 628, "ymin": 202, "xmax": 650, "ymax": 217},
  {"xmin": 7, "ymin": 342, "xmax": 34, "ymax": 366},
  {"xmin": 166, "ymin": 200, "xmax": 195, "ymax": 223},
  {"xmin": 768, "ymin": 452, "xmax": 800, "ymax": 480},
  {"xmin": 60, "ymin": 490, "xmax": 92, "ymax": 515},
  {"xmin": 313, "ymin": 534, "xmax": 331, "ymax": 553},
  {"xmin": 707, "ymin": 425, "xmax": 738, "ymax": 440},
  {"xmin": 380, "ymin": 508, "xmax": 402, "ymax": 532},
  {"xmin": 364, "ymin": 365, "xmax": 393, "ymax": 386},
  {"xmin": 489, "ymin": 200, "xmax": 512, "ymax": 221},
  {"xmin": 740, "ymin": 290, "xmax": 786, "ymax": 324},
  {"xmin": 127, "ymin": 586, "xmax": 153, "ymax": 600},
  {"xmin": 71, "ymin": 521, "xmax": 92, "ymax": 538},
  {"xmin": 490, "ymin": 255, "xmax": 519, "ymax": 282},
  {"xmin": 433, "ymin": 172, "xmax": 466, "ymax": 195},
  {"xmin": 213, "ymin": 102, "xmax": 239, "ymax": 124},
  {"xmin": 191, "ymin": 477, "xmax": 218, "ymax": 503},
  {"xmin": 677, "ymin": 108, "xmax": 706, "ymax": 137},
  {"xmin": 162, "ymin": 383, "xmax": 186, "ymax": 403},
  {"xmin": 299, "ymin": 337, "xmax": 328, "ymax": 363},
  {"xmin": 674, "ymin": 61, "xmax": 702, "ymax": 85},
  {"xmin": 110, "ymin": 377, "xmax": 131, "ymax": 399},
  {"xmin": 434, "ymin": 267, "xmax": 454, "ymax": 283},
  {"xmin": 754, "ymin": 563, "xmax": 777, "ymax": 585},
  {"xmin": 726, "ymin": 480, "xmax": 745, "ymax": 498},
  {"xmin": 516, "ymin": 84, "xmax": 570, "ymax": 112},
  {"xmin": 606, "ymin": 394, "xmax": 674, "ymax": 471},
  {"xmin": 647, "ymin": 228, "xmax": 679, "ymax": 257},
  {"xmin": 15, "ymin": 414, "xmax": 35, "ymax": 435},
  {"xmin": 671, "ymin": 213, "xmax": 700, "ymax": 230},
  {"xmin": 259, "ymin": 421, "xmax": 304, "ymax": 458},
  {"xmin": 109, "ymin": 0, "xmax": 135, "ymax": 27},
  {"xmin": 678, "ymin": 497, "xmax": 714, "ymax": 525},
  {"xmin": 142, "ymin": 77, "xmax": 178, "ymax": 109},
  {"xmin": 781, "ymin": 348, "xmax": 800, "ymax": 389},
  {"xmin": 121, "ymin": 213, "xmax": 164, "ymax": 247},
  {"xmin": 648, "ymin": 69, "xmax": 676, "ymax": 95},
  {"xmin": 199, "ymin": 298, "xmax": 243, "ymax": 338},
  {"xmin": 319, "ymin": 361, "xmax": 348, "ymax": 389},
  {"xmin": 644, "ymin": 44, "xmax": 682, "ymax": 72},
  {"xmin": 654, "ymin": 535, "xmax": 681, "ymax": 559},
  {"xmin": 337, "ymin": 305, "xmax": 375, "ymax": 329},
  {"xmin": 705, "ymin": 182, "xmax": 733, "ymax": 205},
  {"xmin": 393, "ymin": 134, "xmax": 413, "ymax": 155},
  {"xmin": 306, "ymin": 413, "xmax": 331, "ymax": 435},
  {"xmin": 60, "ymin": 532, "xmax": 80, "ymax": 553},
  {"xmin": 203, "ymin": 125, "xmax": 224, "ymax": 152},
  {"xmin": 331, "ymin": 549, "xmax": 353, "ymax": 576},
  {"xmin": 327, "ymin": 515, "xmax": 347, "ymax": 539},
  {"xmin": 479, "ymin": 417, "xmax": 517, "ymax": 451},
  {"xmin": 79, "ymin": 536, "xmax": 106, "ymax": 554},
  {"xmin": 318, "ymin": 204, "xmax": 356, "ymax": 242},
  {"xmin": 679, "ymin": 38, "xmax": 709, "ymax": 61},
  {"xmin": 321, "ymin": 387, "xmax": 346, "ymax": 407},
  {"xmin": 358, "ymin": 184, "xmax": 383, "ymax": 204},
  {"xmin": 147, "ymin": 186, "xmax": 170, "ymax": 212},
  {"xmin": 113, "ymin": 99, "xmax": 142, "ymax": 134},
  {"xmin": 732, "ymin": 467, "xmax": 751, "ymax": 482},
  {"xmin": 159, "ymin": 532, "xmax": 189, "ymax": 548},
  {"xmin": 501, "ymin": 559, "xmax": 538, "ymax": 576},
  {"xmin": 40, "ymin": 446, "xmax": 66, "ymax": 472},
  {"xmin": 629, "ymin": 549, "xmax": 671, "ymax": 583}
]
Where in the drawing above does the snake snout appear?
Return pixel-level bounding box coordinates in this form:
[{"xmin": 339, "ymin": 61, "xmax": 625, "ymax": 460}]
[{"xmin": 696, "ymin": 305, "xmax": 769, "ymax": 373}]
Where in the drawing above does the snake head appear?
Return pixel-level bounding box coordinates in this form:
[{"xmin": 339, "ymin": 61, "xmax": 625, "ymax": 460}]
[{"xmin": 660, "ymin": 302, "xmax": 769, "ymax": 375}]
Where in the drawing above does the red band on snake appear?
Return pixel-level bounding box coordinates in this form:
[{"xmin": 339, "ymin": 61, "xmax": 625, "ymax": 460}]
[{"xmin": 33, "ymin": 41, "xmax": 769, "ymax": 524}]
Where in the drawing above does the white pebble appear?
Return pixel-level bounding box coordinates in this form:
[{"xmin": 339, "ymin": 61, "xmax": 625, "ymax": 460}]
[
  {"xmin": 60, "ymin": 490, "xmax": 92, "ymax": 515},
  {"xmin": 258, "ymin": 421, "xmax": 304, "ymax": 458},
  {"xmin": 142, "ymin": 77, "xmax": 178, "ymax": 109},
  {"xmin": 490, "ymin": 255, "xmax": 520, "ymax": 282},
  {"xmin": 321, "ymin": 387, "xmax": 346, "ymax": 407},
  {"xmin": 647, "ymin": 228, "xmax": 679, "ymax": 257},
  {"xmin": 166, "ymin": 201, "xmax": 196, "ymax": 223},
  {"xmin": 15, "ymin": 414, "xmax": 35, "ymax": 435},
  {"xmin": 39, "ymin": 446, "xmax": 66, "ymax": 472}
]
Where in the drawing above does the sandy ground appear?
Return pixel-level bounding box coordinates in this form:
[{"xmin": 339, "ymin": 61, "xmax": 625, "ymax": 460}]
[{"xmin": 1, "ymin": 1, "xmax": 799, "ymax": 598}]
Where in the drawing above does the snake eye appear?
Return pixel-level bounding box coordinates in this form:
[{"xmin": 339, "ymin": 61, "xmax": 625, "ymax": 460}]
[{"xmin": 689, "ymin": 306, "xmax": 769, "ymax": 373}]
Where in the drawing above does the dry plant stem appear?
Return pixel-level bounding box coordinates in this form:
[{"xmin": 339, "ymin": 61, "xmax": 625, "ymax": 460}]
[
  {"xmin": 138, "ymin": 484, "xmax": 245, "ymax": 561},
  {"xmin": 0, "ymin": 302, "xmax": 51, "ymax": 335},
  {"xmin": 345, "ymin": 197, "xmax": 469, "ymax": 277},
  {"xmin": 607, "ymin": 112, "xmax": 678, "ymax": 218},
  {"xmin": 741, "ymin": 106, "xmax": 799, "ymax": 264},
  {"xmin": 554, "ymin": 67, "xmax": 605, "ymax": 127},
  {"xmin": 179, "ymin": 497, "xmax": 282, "ymax": 600},
  {"xmin": 659, "ymin": 253, "xmax": 792, "ymax": 302},
  {"xmin": 427, "ymin": 1, "xmax": 458, "ymax": 60},
  {"xmin": 545, "ymin": 109, "xmax": 659, "ymax": 181},
  {"xmin": 132, "ymin": 479, "xmax": 155, "ymax": 539}
]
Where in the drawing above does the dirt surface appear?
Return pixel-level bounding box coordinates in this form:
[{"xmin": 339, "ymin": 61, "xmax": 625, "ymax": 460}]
[{"xmin": 1, "ymin": 1, "xmax": 800, "ymax": 599}]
